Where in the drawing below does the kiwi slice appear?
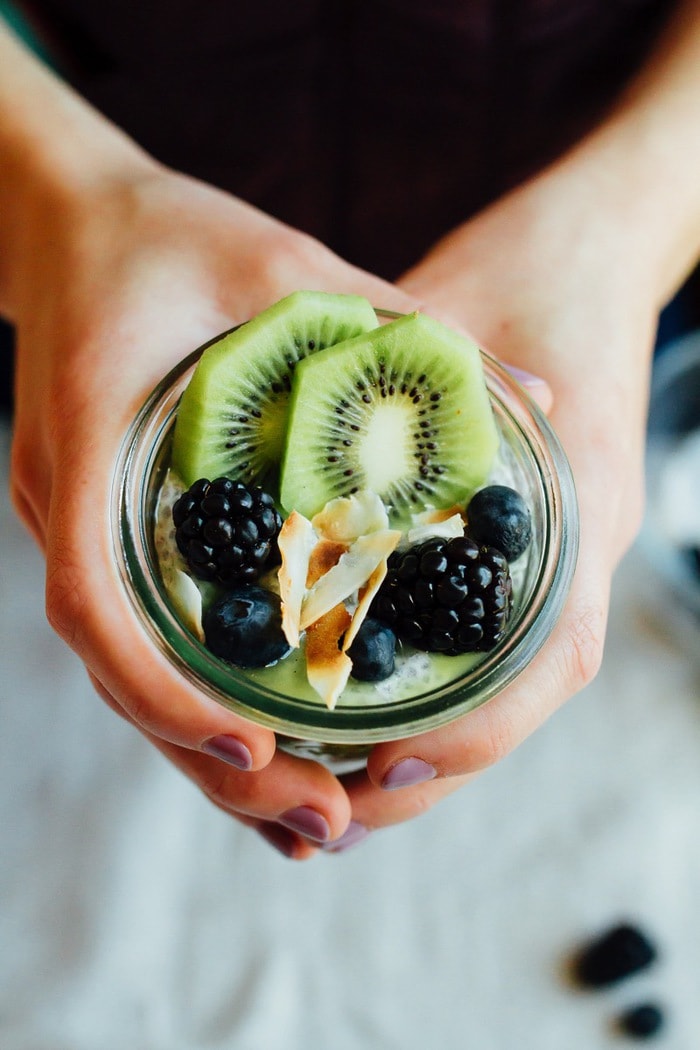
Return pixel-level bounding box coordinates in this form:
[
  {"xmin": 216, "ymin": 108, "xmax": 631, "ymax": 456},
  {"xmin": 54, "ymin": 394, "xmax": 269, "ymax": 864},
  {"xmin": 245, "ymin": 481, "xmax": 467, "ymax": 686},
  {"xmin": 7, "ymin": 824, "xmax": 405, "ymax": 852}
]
[
  {"xmin": 279, "ymin": 312, "xmax": 499, "ymax": 520},
  {"xmin": 171, "ymin": 291, "xmax": 378, "ymax": 488}
]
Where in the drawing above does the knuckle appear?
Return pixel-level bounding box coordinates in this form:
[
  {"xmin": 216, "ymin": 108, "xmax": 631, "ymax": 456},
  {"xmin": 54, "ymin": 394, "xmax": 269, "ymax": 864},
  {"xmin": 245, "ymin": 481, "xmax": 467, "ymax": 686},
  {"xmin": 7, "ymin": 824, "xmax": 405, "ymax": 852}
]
[
  {"xmin": 258, "ymin": 227, "xmax": 333, "ymax": 287},
  {"xmin": 561, "ymin": 598, "xmax": 606, "ymax": 692}
]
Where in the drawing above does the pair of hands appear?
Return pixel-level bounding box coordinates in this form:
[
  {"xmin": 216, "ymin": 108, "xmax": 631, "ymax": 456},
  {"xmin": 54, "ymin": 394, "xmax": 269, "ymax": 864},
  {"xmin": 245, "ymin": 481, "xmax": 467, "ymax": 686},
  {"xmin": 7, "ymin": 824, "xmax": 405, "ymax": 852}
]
[{"xmin": 8, "ymin": 156, "xmax": 657, "ymax": 859}]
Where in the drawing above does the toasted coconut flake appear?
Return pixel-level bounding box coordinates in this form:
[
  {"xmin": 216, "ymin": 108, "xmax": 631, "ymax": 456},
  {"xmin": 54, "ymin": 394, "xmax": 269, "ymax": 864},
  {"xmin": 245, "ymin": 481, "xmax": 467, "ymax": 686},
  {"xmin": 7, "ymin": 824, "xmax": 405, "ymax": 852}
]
[
  {"xmin": 169, "ymin": 570, "xmax": 205, "ymax": 642},
  {"xmin": 411, "ymin": 505, "xmax": 464, "ymax": 526},
  {"xmin": 342, "ymin": 556, "xmax": 390, "ymax": 652},
  {"xmin": 300, "ymin": 529, "xmax": 401, "ymax": 631},
  {"xmin": 277, "ymin": 510, "xmax": 316, "ymax": 648},
  {"xmin": 305, "ymin": 604, "xmax": 353, "ymax": 709},
  {"xmin": 311, "ymin": 490, "xmax": 389, "ymax": 544},
  {"xmin": 306, "ymin": 539, "xmax": 347, "ymax": 588},
  {"xmin": 407, "ymin": 512, "xmax": 465, "ymax": 546}
]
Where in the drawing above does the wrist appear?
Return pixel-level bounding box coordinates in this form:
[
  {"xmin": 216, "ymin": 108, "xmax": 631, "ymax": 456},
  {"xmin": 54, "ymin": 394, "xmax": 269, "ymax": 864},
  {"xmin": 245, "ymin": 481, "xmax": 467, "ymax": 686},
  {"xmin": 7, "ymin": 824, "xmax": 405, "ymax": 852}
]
[
  {"xmin": 546, "ymin": 0, "xmax": 700, "ymax": 307},
  {"xmin": 0, "ymin": 21, "xmax": 158, "ymax": 318}
]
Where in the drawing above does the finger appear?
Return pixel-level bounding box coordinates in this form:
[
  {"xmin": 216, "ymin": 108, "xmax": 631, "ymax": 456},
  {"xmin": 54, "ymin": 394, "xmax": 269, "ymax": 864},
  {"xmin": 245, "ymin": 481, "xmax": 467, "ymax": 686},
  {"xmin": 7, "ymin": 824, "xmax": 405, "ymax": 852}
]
[
  {"xmin": 46, "ymin": 477, "xmax": 279, "ymax": 768},
  {"xmin": 341, "ymin": 767, "xmax": 475, "ymax": 831},
  {"xmin": 364, "ymin": 568, "xmax": 607, "ymax": 791},
  {"xmin": 149, "ymin": 734, "xmax": 352, "ymax": 847},
  {"xmin": 501, "ymin": 363, "xmax": 554, "ymax": 415},
  {"xmin": 87, "ymin": 669, "xmax": 331, "ymax": 858}
]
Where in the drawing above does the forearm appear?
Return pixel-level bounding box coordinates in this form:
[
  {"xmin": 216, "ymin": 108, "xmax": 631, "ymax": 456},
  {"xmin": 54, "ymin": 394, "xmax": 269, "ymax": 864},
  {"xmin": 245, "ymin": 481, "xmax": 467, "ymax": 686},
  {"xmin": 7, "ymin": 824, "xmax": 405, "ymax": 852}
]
[
  {"xmin": 552, "ymin": 0, "xmax": 700, "ymax": 306},
  {"xmin": 0, "ymin": 19, "xmax": 155, "ymax": 318}
]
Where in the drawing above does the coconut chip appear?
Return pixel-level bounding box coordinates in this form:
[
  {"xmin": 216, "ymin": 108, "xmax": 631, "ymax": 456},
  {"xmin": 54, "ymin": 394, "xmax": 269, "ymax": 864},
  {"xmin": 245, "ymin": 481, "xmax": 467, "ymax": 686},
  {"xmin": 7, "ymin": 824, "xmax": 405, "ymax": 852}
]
[
  {"xmin": 311, "ymin": 490, "xmax": 389, "ymax": 544},
  {"xmin": 342, "ymin": 554, "xmax": 391, "ymax": 653},
  {"xmin": 168, "ymin": 569, "xmax": 205, "ymax": 642},
  {"xmin": 305, "ymin": 604, "xmax": 353, "ymax": 710},
  {"xmin": 300, "ymin": 529, "xmax": 401, "ymax": 631},
  {"xmin": 406, "ymin": 511, "xmax": 465, "ymax": 546},
  {"xmin": 306, "ymin": 538, "xmax": 348, "ymax": 587},
  {"xmin": 277, "ymin": 510, "xmax": 316, "ymax": 648}
]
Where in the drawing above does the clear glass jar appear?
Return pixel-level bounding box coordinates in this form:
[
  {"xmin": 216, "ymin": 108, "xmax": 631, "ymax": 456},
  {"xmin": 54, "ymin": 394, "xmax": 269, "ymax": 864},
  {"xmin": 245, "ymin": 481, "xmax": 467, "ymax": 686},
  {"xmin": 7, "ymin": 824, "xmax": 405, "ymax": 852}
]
[{"xmin": 112, "ymin": 318, "xmax": 579, "ymax": 773}]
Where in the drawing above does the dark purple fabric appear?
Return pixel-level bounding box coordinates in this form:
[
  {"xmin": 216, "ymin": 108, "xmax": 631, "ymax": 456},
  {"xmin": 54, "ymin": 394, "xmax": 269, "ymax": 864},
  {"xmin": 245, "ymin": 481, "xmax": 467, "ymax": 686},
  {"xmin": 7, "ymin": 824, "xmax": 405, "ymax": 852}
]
[{"xmin": 22, "ymin": 0, "xmax": 677, "ymax": 277}]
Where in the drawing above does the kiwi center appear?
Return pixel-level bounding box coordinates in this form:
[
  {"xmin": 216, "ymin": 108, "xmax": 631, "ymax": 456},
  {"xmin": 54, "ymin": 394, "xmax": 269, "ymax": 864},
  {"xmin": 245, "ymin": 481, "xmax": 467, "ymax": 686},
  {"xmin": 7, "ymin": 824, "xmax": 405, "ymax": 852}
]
[
  {"xmin": 357, "ymin": 402, "xmax": 415, "ymax": 493},
  {"xmin": 319, "ymin": 361, "xmax": 448, "ymax": 512}
]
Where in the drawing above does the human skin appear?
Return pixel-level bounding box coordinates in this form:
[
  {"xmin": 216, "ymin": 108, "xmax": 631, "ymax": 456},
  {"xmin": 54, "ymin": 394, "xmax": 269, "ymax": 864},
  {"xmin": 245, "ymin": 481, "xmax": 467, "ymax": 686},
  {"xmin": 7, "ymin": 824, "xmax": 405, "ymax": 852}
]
[{"xmin": 2, "ymin": 2, "xmax": 700, "ymax": 858}]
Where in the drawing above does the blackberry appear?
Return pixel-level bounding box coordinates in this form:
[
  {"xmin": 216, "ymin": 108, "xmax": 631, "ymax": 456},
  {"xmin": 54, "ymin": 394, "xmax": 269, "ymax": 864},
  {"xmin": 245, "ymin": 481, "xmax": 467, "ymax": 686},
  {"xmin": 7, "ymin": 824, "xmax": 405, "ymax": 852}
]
[
  {"xmin": 173, "ymin": 477, "xmax": 282, "ymax": 586},
  {"xmin": 373, "ymin": 536, "xmax": 513, "ymax": 654},
  {"xmin": 573, "ymin": 923, "xmax": 658, "ymax": 988}
]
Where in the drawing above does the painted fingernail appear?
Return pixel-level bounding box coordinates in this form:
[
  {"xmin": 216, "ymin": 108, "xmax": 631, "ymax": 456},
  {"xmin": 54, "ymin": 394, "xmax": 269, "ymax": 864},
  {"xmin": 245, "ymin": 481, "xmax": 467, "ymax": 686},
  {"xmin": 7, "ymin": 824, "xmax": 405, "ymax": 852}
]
[
  {"xmin": 279, "ymin": 806, "xmax": 331, "ymax": 843},
  {"xmin": 202, "ymin": 734, "xmax": 254, "ymax": 771},
  {"xmin": 381, "ymin": 757, "xmax": 437, "ymax": 791},
  {"xmin": 257, "ymin": 822, "xmax": 297, "ymax": 858},
  {"xmin": 323, "ymin": 821, "xmax": 370, "ymax": 854},
  {"xmin": 503, "ymin": 363, "xmax": 548, "ymax": 389}
]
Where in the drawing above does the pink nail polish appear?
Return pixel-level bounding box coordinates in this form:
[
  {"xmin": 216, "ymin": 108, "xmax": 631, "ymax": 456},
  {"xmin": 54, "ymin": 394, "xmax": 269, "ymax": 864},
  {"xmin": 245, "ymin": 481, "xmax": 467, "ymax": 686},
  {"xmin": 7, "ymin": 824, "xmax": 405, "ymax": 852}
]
[
  {"xmin": 323, "ymin": 821, "xmax": 370, "ymax": 854},
  {"xmin": 503, "ymin": 363, "xmax": 548, "ymax": 388},
  {"xmin": 202, "ymin": 735, "xmax": 253, "ymax": 771},
  {"xmin": 381, "ymin": 757, "xmax": 437, "ymax": 790},
  {"xmin": 279, "ymin": 806, "xmax": 331, "ymax": 843}
]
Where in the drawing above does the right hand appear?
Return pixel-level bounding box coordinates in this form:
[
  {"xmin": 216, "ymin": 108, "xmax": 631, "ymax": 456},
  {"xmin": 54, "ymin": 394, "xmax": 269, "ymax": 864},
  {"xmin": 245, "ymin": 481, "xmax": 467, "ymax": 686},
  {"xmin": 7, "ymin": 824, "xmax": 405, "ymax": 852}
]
[{"xmin": 7, "ymin": 158, "xmax": 420, "ymax": 858}]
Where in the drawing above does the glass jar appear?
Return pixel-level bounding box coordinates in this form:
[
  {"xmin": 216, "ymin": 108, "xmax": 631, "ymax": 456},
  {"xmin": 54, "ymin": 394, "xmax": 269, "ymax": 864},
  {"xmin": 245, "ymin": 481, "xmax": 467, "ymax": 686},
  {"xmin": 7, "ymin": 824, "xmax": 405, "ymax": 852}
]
[{"xmin": 112, "ymin": 317, "xmax": 579, "ymax": 773}]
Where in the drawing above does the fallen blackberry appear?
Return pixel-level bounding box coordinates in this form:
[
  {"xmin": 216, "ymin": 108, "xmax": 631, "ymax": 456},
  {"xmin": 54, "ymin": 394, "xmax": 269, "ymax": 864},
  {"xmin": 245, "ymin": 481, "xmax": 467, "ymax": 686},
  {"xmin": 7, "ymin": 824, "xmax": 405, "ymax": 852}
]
[
  {"xmin": 173, "ymin": 477, "xmax": 282, "ymax": 585},
  {"xmin": 573, "ymin": 923, "xmax": 658, "ymax": 988},
  {"xmin": 617, "ymin": 1003, "xmax": 665, "ymax": 1040},
  {"xmin": 373, "ymin": 536, "xmax": 512, "ymax": 654}
]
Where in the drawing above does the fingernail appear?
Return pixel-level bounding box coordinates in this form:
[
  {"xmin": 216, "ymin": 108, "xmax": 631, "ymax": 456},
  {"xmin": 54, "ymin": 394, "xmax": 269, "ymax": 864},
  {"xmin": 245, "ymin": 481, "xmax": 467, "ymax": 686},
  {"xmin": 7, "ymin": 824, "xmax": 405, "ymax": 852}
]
[
  {"xmin": 503, "ymin": 363, "xmax": 548, "ymax": 389},
  {"xmin": 257, "ymin": 822, "xmax": 297, "ymax": 858},
  {"xmin": 202, "ymin": 734, "xmax": 254, "ymax": 771},
  {"xmin": 279, "ymin": 806, "xmax": 331, "ymax": 843},
  {"xmin": 381, "ymin": 757, "xmax": 437, "ymax": 791},
  {"xmin": 323, "ymin": 821, "xmax": 370, "ymax": 854}
]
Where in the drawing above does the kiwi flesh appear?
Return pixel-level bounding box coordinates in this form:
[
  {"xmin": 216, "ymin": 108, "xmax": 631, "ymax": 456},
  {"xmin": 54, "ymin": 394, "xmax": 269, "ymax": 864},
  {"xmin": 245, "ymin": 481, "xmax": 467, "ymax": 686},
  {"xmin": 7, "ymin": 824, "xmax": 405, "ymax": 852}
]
[
  {"xmin": 171, "ymin": 291, "xmax": 378, "ymax": 488},
  {"xmin": 279, "ymin": 312, "xmax": 499, "ymax": 520}
]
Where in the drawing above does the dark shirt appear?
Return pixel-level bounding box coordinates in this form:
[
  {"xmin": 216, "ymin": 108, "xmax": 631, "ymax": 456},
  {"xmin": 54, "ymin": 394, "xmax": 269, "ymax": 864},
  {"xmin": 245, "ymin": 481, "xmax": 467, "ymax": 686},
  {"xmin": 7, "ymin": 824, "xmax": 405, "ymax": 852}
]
[{"xmin": 21, "ymin": 0, "xmax": 676, "ymax": 277}]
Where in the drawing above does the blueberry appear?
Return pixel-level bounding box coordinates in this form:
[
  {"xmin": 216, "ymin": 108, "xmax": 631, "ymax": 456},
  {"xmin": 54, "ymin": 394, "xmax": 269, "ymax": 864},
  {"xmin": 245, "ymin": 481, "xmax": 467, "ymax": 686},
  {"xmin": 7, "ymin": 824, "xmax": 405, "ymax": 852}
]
[
  {"xmin": 466, "ymin": 485, "xmax": 532, "ymax": 561},
  {"xmin": 618, "ymin": 1003, "xmax": 665, "ymax": 1040},
  {"xmin": 202, "ymin": 586, "xmax": 291, "ymax": 668},
  {"xmin": 348, "ymin": 618, "xmax": 396, "ymax": 682}
]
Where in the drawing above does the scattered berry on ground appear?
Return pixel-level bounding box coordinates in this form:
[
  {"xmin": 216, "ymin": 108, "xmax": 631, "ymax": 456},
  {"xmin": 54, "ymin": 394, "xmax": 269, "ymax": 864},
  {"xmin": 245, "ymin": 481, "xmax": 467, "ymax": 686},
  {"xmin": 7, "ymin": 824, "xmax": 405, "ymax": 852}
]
[
  {"xmin": 466, "ymin": 484, "xmax": 532, "ymax": 561},
  {"xmin": 202, "ymin": 586, "xmax": 291, "ymax": 668},
  {"xmin": 617, "ymin": 1003, "xmax": 665, "ymax": 1040},
  {"xmin": 173, "ymin": 477, "xmax": 282, "ymax": 585},
  {"xmin": 573, "ymin": 923, "xmax": 658, "ymax": 988},
  {"xmin": 372, "ymin": 535, "xmax": 512, "ymax": 654},
  {"xmin": 347, "ymin": 618, "xmax": 397, "ymax": 682}
]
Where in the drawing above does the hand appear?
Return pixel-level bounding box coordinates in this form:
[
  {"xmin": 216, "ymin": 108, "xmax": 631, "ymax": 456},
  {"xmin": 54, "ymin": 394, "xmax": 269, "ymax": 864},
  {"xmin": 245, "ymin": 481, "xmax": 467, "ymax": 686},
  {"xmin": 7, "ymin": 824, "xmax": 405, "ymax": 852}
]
[
  {"xmin": 338, "ymin": 158, "xmax": 660, "ymax": 834},
  {"xmin": 8, "ymin": 159, "xmax": 421, "ymax": 858}
]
